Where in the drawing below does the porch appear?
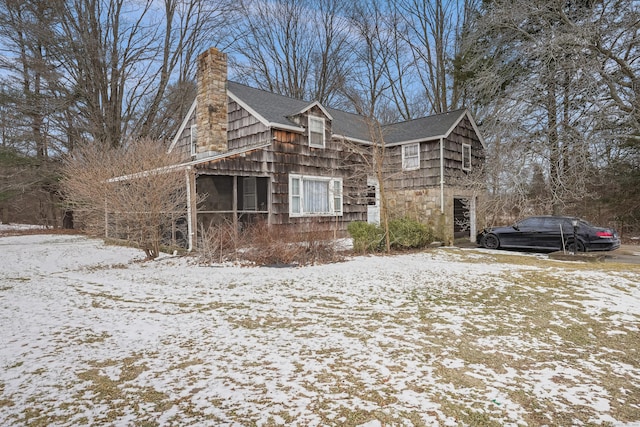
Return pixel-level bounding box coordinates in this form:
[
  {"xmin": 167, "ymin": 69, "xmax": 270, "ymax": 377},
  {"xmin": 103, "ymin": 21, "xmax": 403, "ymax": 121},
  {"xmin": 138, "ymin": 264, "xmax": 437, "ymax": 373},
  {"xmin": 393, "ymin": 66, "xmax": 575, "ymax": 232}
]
[{"xmin": 196, "ymin": 174, "xmax": 270, "ymax": 231}]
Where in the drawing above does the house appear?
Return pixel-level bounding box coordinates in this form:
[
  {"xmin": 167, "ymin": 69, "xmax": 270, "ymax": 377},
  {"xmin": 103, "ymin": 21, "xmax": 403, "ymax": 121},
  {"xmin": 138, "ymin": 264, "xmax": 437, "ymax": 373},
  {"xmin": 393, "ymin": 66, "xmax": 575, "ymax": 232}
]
[{"xmin": 168, "ymin": 48, "xmax": 485, "ymax": 249}]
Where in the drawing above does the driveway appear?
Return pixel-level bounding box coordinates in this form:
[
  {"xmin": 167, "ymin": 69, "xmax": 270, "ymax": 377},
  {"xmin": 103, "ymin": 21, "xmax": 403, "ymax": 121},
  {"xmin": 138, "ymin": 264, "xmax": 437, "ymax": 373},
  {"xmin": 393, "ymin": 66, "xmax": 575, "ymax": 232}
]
[
  {"xmin": 459, "ymin": 240, "xmax": 640, "ymax": 264},
  {"xmin": 606, "ymin": 244, "xmax": 640, "ymax": 264}
]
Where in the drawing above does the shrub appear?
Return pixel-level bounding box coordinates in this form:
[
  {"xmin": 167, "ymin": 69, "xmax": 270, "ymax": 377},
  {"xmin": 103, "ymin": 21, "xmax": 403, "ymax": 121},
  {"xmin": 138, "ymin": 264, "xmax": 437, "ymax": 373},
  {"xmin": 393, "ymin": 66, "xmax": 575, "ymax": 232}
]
[
  {"xmin": 198, "ymin": 220, "xmax": 238, "ymax": 264},
  {"xmin": 388, "ymin": 217, "xmax": 433, "ymax": 249},
  {"xmin": 197, "ymin": 219, "xmax": 341, "ymax": 266},
  {"xmin": 299, "ymin": 225, "xmax": 343, "ymax": 265},
  {"xmin": 347, "ymin": 221, "xmax": 385, "ymax": 253},
  {"xmin": 62, "ymin": 138, "xmax": 191, "ymax": 260},
  {"xmin": 348, "ymin": 218, "xmax": 433, "ymax": 253}
]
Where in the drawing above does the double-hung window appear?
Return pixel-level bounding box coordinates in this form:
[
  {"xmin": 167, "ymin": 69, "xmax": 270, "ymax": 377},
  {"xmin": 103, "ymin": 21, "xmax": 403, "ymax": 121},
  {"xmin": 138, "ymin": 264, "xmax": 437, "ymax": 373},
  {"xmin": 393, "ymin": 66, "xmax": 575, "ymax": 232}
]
[
  {"xmin": 462, "ymin": 143, "xmax": 472, "ymax": 171},
  {"xmin": 402, "ymin": 143, "xmax": 420, "ymax": 170},
  {"xmin": 289, "ymin": 174, "xmax": 343, "ymax": 217},
  {"xmin": 308, "ymin": 116, "xmax": 325, "ymax": 148}
]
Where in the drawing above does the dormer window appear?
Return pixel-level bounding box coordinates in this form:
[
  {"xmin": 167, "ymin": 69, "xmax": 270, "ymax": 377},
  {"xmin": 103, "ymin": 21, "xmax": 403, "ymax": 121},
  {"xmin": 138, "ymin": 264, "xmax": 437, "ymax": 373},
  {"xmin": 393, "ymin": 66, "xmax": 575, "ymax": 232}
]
[{"xmin": 308, "ymin": 116, "xmax": 325, "ymax": 148}]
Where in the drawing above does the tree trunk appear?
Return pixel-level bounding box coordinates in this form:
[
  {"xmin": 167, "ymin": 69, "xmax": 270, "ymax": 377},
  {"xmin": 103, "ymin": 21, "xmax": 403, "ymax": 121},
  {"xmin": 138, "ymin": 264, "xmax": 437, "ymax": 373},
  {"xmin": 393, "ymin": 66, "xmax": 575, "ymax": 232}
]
[{"xmin": 546, "ymin": 76, "xmax": 562, "ymax": 216}]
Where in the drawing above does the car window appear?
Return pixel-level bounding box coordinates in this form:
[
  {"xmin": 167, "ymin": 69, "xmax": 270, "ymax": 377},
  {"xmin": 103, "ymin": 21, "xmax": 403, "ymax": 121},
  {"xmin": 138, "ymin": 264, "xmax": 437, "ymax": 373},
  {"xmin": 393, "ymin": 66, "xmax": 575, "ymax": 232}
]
[
  {"xmin": 517, "ymin": 217, "xmax": 544, "ymax": 228},
  {"xmin": 559, "ymin": 218, "xmax": 587, "ymax": 229},
  {"xmin": 543, "ymin": 217, "xmax": 565, "ymax": 230}
]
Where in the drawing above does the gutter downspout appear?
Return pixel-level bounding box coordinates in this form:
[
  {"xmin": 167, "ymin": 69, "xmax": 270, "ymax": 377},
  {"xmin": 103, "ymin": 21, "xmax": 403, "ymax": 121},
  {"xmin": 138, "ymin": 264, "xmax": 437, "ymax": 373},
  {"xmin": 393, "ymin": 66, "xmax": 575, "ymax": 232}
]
[{"xmin": 439, "ymin": 137, "xmax": 445, "ymax": 213}]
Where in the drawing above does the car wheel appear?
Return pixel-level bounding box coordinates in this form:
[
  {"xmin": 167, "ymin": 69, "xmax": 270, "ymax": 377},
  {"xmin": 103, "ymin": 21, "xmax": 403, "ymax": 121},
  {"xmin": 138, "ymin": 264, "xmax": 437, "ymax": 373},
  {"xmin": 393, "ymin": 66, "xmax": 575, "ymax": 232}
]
[
  {"xmin": 566, "ymin": 240, "xmax": 585, "ymax": 253},
  {"xmin": 482, "ymin": 233, "xmax": 500, "ymax": 249}
]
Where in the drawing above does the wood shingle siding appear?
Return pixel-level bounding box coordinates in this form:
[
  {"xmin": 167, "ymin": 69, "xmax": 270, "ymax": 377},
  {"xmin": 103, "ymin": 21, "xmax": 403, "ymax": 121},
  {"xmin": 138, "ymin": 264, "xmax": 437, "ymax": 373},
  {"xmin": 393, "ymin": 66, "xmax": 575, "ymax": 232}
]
[
  {"xmin": 195, "ymin": 100, "xmax": 366, "ymax": 234},
  {"xmin": 167, "ymin": 48, "xmax": 486, "ymax": 247},
  {"xmin": 228, "ymin": 100, "xmax": 270, "ymax": 149}
]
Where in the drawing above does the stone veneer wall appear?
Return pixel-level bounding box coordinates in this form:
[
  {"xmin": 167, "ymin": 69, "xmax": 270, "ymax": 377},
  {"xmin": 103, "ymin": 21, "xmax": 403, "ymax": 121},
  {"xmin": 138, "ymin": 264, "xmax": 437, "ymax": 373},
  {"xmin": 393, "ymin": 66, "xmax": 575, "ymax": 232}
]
[
  {"xmin": 387, "ymin": 188, "xmax": 477, "ymax": 244},
  {"xmin": 387, "ymin": 188, "xmax": 441, "ymax": 221},
  {"xmin": 386, "ymin": 188, "xmax": 446, "ymax": 242},
  {"xmin": 196, "ymin": 47, "xmax": 228, "ymax": 153}
]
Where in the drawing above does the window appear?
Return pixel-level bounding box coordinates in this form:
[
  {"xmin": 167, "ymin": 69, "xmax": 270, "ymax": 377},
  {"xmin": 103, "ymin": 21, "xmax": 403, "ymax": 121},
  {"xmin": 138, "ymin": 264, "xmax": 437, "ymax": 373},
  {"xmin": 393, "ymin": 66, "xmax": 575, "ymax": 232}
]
[
  {"xmin": 308, "ymin": 116, "xmax": 325, "ymax": 148},
  {"xmin": 333, "ymin": 180, "xmax": 342, "ymax": 213},
  {"xmin": 289, "ymin": 174, "xmax": 343, "ymax": 217},
  {"xmin": 402, "ymin": 143, "xmax": 420, "ymax": 170},
  {"xmin": 243, "ymin": 177, "xmax": 256, "ymax": 211},
  {"xmin": 462, "ymin": 143, "xmax": 472, "ymax": 171},
  {"xmin": 190, "ymin": 124, "xmax": 198, "ymax": 156},
  {"xmin": 366, "ymin": 185, "xmax": 377, "ymax": 206},
  {"xmin": 516, "ymin": 217, "xmax": 544, "ymax": 229}
]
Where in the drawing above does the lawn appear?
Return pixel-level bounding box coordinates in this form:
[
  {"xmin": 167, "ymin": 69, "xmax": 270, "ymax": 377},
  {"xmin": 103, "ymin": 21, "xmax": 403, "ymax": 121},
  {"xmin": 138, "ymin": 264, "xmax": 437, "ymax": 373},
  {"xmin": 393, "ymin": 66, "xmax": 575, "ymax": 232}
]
[{"xmin": 1, "ymin": 234, "xmax": 639, "ymax": 426}]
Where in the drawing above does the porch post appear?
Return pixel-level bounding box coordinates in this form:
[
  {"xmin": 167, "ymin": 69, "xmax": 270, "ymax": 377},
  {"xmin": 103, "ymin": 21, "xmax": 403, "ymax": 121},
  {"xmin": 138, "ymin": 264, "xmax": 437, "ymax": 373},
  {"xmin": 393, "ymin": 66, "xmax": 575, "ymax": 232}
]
[
  {"xmin": 186, "ymin": 167, "xmax": 197, "ymax": 251},
  {"xmin": 233, "ymin": 176, "xmax": 238, "ymax": 236},
  {"xmin": 439, "ymin": 137, "xmax": 445, "ymax": 214},
  {"xmin": 268, "ymin": 178, "xmax": 273, "ymax": 225}
]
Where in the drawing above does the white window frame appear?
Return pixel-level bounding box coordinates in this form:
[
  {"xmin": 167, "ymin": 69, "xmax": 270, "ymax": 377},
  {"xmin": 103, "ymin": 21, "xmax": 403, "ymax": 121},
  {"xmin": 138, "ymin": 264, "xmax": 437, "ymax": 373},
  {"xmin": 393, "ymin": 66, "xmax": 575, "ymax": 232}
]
[
  {"xmin": 402, "ymin": 143, "xmax": 420, "ymax": 170},
  {"xmin": 190, "ymin": 124, "xmax": 198, "ymax": 157},
  {"xmin": 289, "ymin": 174, "xmax": 343, "ymax": 217},
  {"xmin": 308, "ymin": 116, "xmax": 325, "ymax": 148},
  {"xmin": 462, "ymin": 143, "xmax": 472, "ymax": 171}
]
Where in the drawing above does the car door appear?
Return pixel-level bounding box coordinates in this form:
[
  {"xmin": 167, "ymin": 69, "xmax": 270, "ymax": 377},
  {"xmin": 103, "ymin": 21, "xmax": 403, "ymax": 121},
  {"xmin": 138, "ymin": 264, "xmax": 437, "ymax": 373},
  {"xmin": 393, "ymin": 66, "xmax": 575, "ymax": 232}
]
[
  {"xmin": 538, "ymin": 217, "xmax": 565, "ymax": 250},
  {"xmin": 506, "ymin": 217, "xmax": 544, "ymax": 248}
]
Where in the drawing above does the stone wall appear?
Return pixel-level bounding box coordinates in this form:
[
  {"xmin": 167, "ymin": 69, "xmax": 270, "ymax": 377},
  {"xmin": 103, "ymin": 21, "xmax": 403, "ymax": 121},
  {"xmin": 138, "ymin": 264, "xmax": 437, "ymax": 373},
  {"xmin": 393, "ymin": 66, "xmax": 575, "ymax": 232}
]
[
  {"xmin": 386, "ymin": 187, "xmax": 480, "ymax": 244},
  {"xmin": 387, "ymin": 188, "xmax": 441, "ymax": 221}
]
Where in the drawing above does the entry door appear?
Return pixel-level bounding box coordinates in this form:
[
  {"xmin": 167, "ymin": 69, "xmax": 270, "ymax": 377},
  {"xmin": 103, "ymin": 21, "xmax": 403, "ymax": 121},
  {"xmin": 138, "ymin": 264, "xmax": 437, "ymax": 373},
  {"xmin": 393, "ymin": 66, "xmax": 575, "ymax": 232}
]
[
  {"xmin": 453, "ymin": 198, "xmax": 470, "ymax": 239},
  {"xmin": 367, "ymin": 177, "xmax": 380, "ymax": 225}
]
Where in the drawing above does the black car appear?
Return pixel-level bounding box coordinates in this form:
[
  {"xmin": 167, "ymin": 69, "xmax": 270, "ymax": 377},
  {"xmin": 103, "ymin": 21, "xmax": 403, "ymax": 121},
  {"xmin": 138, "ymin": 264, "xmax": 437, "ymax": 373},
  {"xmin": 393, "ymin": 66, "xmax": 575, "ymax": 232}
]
[{"xmin": 477, "ymin": 216, "xmax": 620, "ymax": 252}]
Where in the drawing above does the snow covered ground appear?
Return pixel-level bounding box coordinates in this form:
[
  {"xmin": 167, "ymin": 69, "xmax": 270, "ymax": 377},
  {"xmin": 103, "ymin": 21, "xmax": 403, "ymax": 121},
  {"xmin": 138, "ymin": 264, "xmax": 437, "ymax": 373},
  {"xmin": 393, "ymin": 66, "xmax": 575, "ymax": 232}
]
[{"xmin": 1, "ymin": 233, "xmax": 639, "ymax": 426}]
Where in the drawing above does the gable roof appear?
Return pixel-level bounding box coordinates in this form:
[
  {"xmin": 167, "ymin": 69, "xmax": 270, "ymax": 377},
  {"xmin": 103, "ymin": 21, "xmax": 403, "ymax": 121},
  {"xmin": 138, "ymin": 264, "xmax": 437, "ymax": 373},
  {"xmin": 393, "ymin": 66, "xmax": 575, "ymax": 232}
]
[
  {"xmin": 227, "ymin": 81, "xmax": 483, "ymax": 147},
  {"xmin": 294, "ymin": 101, "xmax": 334, "ymax": 121},
  {"xmin": 227, "ymin": 81, "xmax": 308, "ymax": 131},
  {"xmin": 382, "ymin": 109, "xmax": 485, "ymax": 147},
  {"xmin": 174, "ymin": 81, "xmax": 483, "ymax": 149}
]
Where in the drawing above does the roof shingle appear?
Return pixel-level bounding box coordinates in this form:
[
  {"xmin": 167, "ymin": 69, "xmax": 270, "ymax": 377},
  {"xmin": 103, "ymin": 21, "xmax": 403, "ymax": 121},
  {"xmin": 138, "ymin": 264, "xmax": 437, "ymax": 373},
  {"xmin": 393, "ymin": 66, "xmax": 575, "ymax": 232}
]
[{"xmin": 227, "ymin": 81, "xmax": 469, "ymax": 144}]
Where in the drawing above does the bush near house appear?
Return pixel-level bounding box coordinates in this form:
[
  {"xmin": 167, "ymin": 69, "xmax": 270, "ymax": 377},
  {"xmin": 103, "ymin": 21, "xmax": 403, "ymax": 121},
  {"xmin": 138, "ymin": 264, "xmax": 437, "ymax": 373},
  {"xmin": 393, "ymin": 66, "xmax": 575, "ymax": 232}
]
[
  {"xmin": 198, "ymin": 220, "xmax": 342, "ymax": 266},
  {"xmin": 348, "ymin": 217, "xmax": 435, "ymax": 253},
  {"xmin": 348, "ymin": 221, "xmax": 386, "ymax": 253},
  {"xmin": 388, "ymin": 217, "xmax": 434, "ymax": 249}
]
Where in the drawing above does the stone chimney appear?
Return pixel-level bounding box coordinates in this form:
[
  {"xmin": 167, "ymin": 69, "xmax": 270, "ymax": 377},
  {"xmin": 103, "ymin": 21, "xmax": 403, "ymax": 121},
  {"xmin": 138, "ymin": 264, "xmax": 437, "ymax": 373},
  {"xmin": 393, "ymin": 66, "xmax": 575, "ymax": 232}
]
[{"xmin": 196, "ymin": 47, "xmax": 228, "ymax": 153}]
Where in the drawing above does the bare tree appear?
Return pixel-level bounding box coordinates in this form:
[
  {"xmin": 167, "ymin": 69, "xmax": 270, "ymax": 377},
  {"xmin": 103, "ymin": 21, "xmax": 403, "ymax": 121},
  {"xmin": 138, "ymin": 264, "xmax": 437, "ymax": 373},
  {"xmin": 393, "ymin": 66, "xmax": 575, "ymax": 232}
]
[
  {"xmin": 341, "ymin": 0, "xmax": 405, "ymax": 251},
  {"xmin": 555, "ymin": 0, "xmax": 640, "ymax": 226},
  {"xmin": 345, "ymin": 0, "xmax": 396, "ymax": 121},
  {"xmin": 0, "ymin": 0, "xmax": 232, "ymax": 226},
  {"xmin": 0, "ymin": 0, "xmax": 69, "ymax": 225},
  {"xmin": 390, "ymin": 0, "xmax": 478, "ymax": 116},
  {"xmin": 0, "ymin": 0, "xmax": 64, "ymax": 158},
  {"xmin": 464, "ymin": 0, "xmax": 603, "ymax": 216},
  {"xmin": 53, "ymin": 0, "xmax": 232, "ymax": 147},
  {"xmin": 61, "ymin": 138, "xmax": 192, "ymax": 259},
  {"xmin": 230, "ymin": 0, "xmax": 352, "ymax": 107}
]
